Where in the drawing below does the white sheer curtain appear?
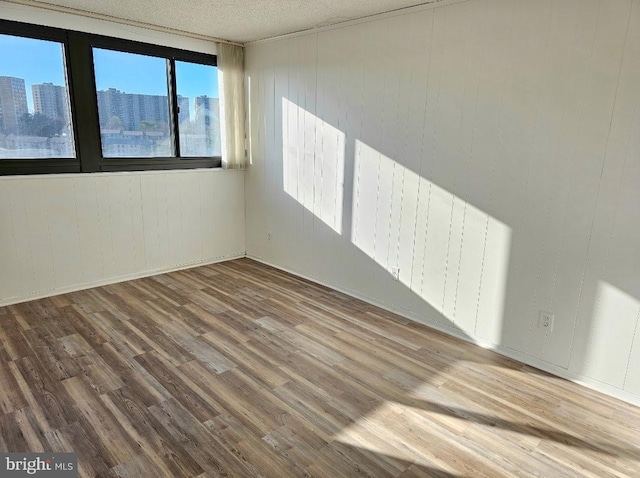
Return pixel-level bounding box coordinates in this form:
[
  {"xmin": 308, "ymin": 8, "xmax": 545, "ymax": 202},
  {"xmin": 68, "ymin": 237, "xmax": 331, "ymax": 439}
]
[{"xmin": 217, "ymin": 42, "xmax": 246, "ymax": 169}]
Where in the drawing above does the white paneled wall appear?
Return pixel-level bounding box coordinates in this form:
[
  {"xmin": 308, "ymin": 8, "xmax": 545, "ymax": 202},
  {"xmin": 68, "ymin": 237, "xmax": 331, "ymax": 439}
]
[
  {"xmin": 0, "ymin": 170, "xmax": 245, "ymax": 305},
  {"xmin": 245, "ymin": 0, "xmax": 640, "ymax": 403}
]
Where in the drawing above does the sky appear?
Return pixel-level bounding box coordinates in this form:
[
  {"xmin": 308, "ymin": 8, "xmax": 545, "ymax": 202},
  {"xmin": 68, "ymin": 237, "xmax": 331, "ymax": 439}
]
[{"xmin": 0, "ymin": 34, "xmax": 219, "ymax": 113}]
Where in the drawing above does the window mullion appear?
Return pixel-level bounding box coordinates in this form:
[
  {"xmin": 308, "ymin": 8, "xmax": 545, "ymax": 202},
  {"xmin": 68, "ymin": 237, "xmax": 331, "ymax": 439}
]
[
  {"xmin": 67, "ymin": 32, "xmax": 102, "ymax": 172},
  {"xmin": 168, "ymin": 58, "xmax": 181, "ymax": 158}
]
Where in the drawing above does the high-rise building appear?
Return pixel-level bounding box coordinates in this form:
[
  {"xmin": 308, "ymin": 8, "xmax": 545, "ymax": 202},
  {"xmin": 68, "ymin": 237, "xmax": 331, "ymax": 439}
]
[
  {"xmin": 177, "ymin": 95, "xmax": 190, "ymax": 124},
  {"xmin": 32, "ymin": 82, "xmax": 70, "ymax": 127},
  {"xmin": 135, "ymin": 93, "xmax": 169, "ymax": 131},
  {"xmin": 193, "ymin": 95, "xmax": 221, "ymax": 155},
  {"xmin": 96, "ymin": 88, "xmax": 124, "ymax": 129},
  {"xmin": 194, "ymin": 96, "xmax": 219, "ymax": 127},
  {"xmin": 0, "ymin": 76, "xmax": 28, "ymax": 134},
  {"xmin": 96, "ymin": 88, "xmax": 169, "ymax": 131}
]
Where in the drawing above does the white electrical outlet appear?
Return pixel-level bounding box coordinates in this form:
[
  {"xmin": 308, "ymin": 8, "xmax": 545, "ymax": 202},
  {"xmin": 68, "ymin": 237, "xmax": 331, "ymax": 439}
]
[
  {"xmin": 539, "ymin": 311, "xmax": 554, "ymax": 332},
  {"xmin": 391, "ymin": 267, "xmax": 400, "ymax": 280},
  {"xmin": 267, "ymin": 232, "xmax": 272, "ymax": 242}
]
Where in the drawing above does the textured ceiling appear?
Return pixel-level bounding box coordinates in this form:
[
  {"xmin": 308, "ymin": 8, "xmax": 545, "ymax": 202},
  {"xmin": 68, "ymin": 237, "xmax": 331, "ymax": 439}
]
[{"xmin": 29, "ymin": 0, "xmax": 440, "ymax": 43}]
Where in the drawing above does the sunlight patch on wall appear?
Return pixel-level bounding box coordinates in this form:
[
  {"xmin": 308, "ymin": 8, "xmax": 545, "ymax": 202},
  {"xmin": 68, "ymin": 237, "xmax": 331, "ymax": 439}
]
[
  {"xmin": 352, "ymin": 140, "xmax": 381, "ymax": 259},
  {"xmin": 282, "ymin": 98, "xmax": 345, "ymax": 234},
  {"xmin": 352, "ymin": 139, "xmax": 511, "ymax": 337},
  {"xmin": 474, "ymin": 217, "xmax": 511, "ymax": 344},
  {"xmin": 583, "ymin": 281, "xmax": 640, "ymax": 388}
]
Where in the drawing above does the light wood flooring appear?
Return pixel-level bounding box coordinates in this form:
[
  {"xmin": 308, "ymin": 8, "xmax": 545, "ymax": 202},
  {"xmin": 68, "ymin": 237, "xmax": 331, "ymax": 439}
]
[{"xmin": 0, "ymin": 258, "xmax": 638, "ymax": 477}]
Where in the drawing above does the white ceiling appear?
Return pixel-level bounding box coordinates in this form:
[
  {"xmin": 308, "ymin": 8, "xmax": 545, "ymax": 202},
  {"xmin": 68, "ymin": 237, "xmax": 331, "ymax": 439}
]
[{"xmin": 31, "ymin": 0, "xmax": 441, "ymax": 44}]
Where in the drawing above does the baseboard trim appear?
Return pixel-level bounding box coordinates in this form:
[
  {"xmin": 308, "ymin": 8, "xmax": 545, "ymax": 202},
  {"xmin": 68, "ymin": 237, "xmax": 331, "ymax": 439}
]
[
  {"xmin": 0, "ymin": 252, "xmax": 246, "ymax": 307},
  {"xmin": 247, "ymin": 254, "xmax": 640, "ymax": 408}
]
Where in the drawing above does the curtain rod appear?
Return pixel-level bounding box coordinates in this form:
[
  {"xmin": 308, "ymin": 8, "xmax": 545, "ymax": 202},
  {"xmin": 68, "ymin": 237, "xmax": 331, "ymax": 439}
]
[{"xmin": 2, "ymin": 0, "xmax": 244, "ymax": 47}]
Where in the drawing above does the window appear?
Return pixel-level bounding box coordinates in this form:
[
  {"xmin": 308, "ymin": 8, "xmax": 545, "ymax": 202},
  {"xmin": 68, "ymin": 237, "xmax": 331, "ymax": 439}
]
[
  {"xmin": 175, "ymin": 61, "xmax": 221, "ymax": 157},
  {"xmin": 0, "ymin": 34, "xmax": 75, "ymax": 159},
  {"xmin": 0, "ymin": 19, "xmax": 220, "ymax": 175},
  {"xmin": 93, "ymin": 49, "xmax": 173, "ymax": 158}
]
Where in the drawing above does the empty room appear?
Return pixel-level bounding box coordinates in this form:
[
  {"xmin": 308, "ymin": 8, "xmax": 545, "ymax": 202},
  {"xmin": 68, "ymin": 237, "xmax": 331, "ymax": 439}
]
[{"xmin": 0, "ymin": 0, "xmax": 639, "ymax": 476}]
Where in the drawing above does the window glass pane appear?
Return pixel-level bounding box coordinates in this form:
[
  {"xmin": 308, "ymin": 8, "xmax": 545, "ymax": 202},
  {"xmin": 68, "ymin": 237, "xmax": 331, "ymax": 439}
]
[
  {"xmin": 175, "ymin": 61, "xmax": 221, "ymax": 157},
  {"xmin": 93, "ymin": 48, "xmax": 173, "ymax": 158},
  {"xmin": 0, "ymin": 34, "xmax": 75, "ymax": 159}
]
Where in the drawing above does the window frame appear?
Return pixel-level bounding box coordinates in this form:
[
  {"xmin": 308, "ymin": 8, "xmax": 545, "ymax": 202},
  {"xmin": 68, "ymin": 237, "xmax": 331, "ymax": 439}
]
[{"xmin": 0, "ymin": 19, "xmax": 221, "ymax": 176}]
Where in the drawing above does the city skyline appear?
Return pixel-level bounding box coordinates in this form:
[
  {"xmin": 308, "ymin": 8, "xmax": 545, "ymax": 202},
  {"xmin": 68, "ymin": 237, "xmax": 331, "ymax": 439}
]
[
  {"xmin": 0, "ymin": 76, "xmax": 217, "ymax": 131},
  {"xmin": 0, "ymin": 33, "xmax": 219, "ymax": 113},
  {"xmin": 0, "ymin": 74, "xmax": 220, "ymax": 158}
]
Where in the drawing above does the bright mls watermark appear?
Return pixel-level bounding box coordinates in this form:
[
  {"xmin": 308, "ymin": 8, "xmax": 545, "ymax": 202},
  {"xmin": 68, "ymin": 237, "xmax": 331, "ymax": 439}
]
[{"xmin": 1, "ymin": 453, "xmax": 77, "ymax": 477}]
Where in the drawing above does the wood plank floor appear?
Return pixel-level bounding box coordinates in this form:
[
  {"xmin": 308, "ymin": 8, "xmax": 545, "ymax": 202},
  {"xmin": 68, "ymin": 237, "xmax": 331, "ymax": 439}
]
[{"xmin": 0, "ymin": 258, "xmax": 638, "ymax": 477}]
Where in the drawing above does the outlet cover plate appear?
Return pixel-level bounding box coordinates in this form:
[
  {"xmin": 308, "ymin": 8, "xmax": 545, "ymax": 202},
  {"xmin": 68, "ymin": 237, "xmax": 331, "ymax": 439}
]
[{"xmin": 539, "ymin": 311, "xmax": 554, "ymax": 332}]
